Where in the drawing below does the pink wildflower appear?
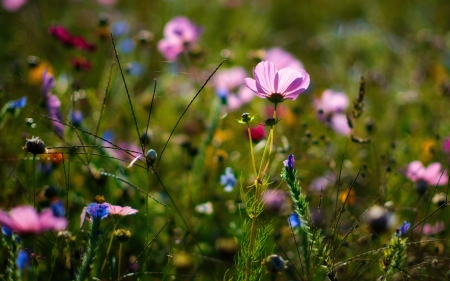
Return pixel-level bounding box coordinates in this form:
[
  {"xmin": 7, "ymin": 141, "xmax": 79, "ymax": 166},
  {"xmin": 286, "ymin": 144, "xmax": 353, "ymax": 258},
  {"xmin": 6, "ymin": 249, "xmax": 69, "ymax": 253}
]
[
  {"xmin": 1, "ymin": 0, "xmax": 27, "ymax": 11},
  {"xmin": 48, "ymin": 25, "xmax": 96, "ymax": 52},
  {"xmin": 442, "ymin": 137, "xmax": 450, "ymax": 154},
  {"xmin": 264, "ymin": 47, "xmax": 304, "ymax": 71},
  {"xmin": 107, "ymin": 204, "xmax": 138, "ymax": 218},
  {"xmin": 313, "ymin": 90, "xmax": 351, "ymax": 135},
  {"xmin": 157, "ymin": 16, "xmax": 202, "ymax": 61},
  {"xmin": 244, "ymin": 61, "xmax": 310, "ymax": 104},
  {"xmin": 419, "ymin": 221, "xmax": 445, "ymax": 236},
  {"xmin": 0, "ymin": 205, "xmax": 67, "ymax": 235},
  {"xmin": 247, "ymin": 125, "xmax": 266, "ymax": 142},
  {"xmin": 406, "ymin": 161, "xmax": 448, "ymax": 194}
]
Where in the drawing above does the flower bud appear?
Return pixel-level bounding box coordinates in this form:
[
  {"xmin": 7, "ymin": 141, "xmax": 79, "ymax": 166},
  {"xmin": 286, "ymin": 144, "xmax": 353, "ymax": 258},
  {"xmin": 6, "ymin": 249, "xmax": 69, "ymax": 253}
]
[
  {"xmin": 23, "ymin": 136, "xmax": 47, "ymax": 155},
  {"xmin": 261, "ymin": 254, "xmax": 288, "ymax": 274},
  {"xmin": 146, "ymin": 149, "xmax": 157, "ymax": 165},
  {"xmin": 114, "ymin": 229, "xmax": 131, "ymax": 243}
]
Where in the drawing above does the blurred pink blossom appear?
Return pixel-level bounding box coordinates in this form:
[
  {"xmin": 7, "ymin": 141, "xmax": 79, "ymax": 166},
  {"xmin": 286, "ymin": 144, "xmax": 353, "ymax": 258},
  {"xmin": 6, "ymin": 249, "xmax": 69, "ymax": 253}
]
[
  {"xmin": 261, "ymin": 189, "xmax": 286, "ymax": 213},
  {"xmin": 313, "ymin": 89, "xmax": 351, "ymax": 135},
  {"xmin": 0, "ymin": 205, "xmax": 67, "ymax": 235},
  {"xmin": 264, "ymin": 47, "xmax": 304, "ymax": 71},
  {"xmin": 416, "ymin": 221, "xmax": 445, "ymax": 236},
  {"xmin": 1, "ymin": 0, "xmax": 27, "ymax": 12},
  {"xmin": 244, "ymin": 61, "xmax": 310, "ymax": 103},
  {"xmin": 406, "ymin": 161, "xmax": 448, "ymax": 187},
  {"xmin": 442, "ymin": 137, "xmax": 450, "ymax": 154},
  {"xmin": 310, "ymin": 171, "xmax": 336, "ymax": 192},
  {"xmin": 248, "ymin": 124, "xmax": 266, "ymax": 142},
  {"xmin": 158, "ymin": 16, "xmax": 202, "ymax": 61},
  {"xmin": 213, "ymin": 67, "xmax": 254, "ymax": 111},
  {"xmin": 96, "ymin": 0, "xmax": 118, "ymax": 5}
]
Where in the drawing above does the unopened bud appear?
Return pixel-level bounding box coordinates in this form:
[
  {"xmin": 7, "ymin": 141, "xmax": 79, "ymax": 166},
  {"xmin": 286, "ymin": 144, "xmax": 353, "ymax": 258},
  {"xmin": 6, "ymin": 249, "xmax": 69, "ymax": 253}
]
[
  {"xmin": 23, "ymin": 136, "xmax": 47, "ymax": 155},
  {"xmin": 146, "ymin": 149, "xmax": 157, "ymax": 165},
  {"xmin": 114, "ymin": 229, "xmax": 131, "ymax": 243}
]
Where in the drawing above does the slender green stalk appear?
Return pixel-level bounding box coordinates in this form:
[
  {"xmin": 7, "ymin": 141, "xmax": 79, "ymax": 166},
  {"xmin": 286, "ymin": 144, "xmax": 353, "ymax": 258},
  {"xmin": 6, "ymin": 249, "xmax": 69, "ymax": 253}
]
[
  {"xmin": 143, "ymin": 167, "xmax": 150, "ymax": 272},
  {"xmin": 32, "ymin": 155, "xmax": 36, "ymax": 209},
  {"xmin": 118, "ymin": 243, "xmax": 123, "ymax": 280},
  {"xmin": 100, "ymin": 223, "xmax": 117, "ymax": 275},
  {"xmin": 247, "ymin": 126, "xmax": 257, "ymax": 177}
]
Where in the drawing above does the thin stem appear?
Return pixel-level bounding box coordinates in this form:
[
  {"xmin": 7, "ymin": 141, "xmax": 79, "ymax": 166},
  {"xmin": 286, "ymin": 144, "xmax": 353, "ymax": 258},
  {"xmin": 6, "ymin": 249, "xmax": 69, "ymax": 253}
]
[
  {"xmin": 144, "ymin": 167, "xmax": 150, "ymax": 271},
  {"xmin": 247, "ymin": 126, "xmax": 257, "ymax": 177},
  {"xmin": 100, "ymin": 223, "xmax": 117, "ymax": 275},
  {"xmin": 118, "ymin": 243, "xmax": 123, "ymax": 281},
  {"xmin": 32, "ymin": 155, "xmax": 36, "ymax": 209}
]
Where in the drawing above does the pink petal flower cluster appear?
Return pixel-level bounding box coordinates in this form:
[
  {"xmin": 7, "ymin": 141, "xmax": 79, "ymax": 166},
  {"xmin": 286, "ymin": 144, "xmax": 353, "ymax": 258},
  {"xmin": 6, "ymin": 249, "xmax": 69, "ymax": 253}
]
[
  {"xmin": 418, "ymin": 221, "xmax": 445, "ymax": 236},
  {"xmin": 48, "ymin": 26, "xmax": 96, "ymax": 52},
  {"xmin": 313, "ymin": 89, "xmax": 351, "ymax": 135},
  {"xmin": 157, "ymin": 16, "xmax": 202, "ymax": 61},
  {"xmin": 406, "ymin": 161, "xmax": 448, "ymax": 187},
  {"xmin": 264, "ymin": 47, "xmax": 304, "ymax": 71},
  {"xmin": 107, "ymin": 204, "xmax": 138, "ymax": 218},
  {"xmin": 212, "ymin": 67, "xmax": 254, "ymax": 111},
  {"xmin": 0, "ymin": 205, "xmax": 67, "ymax": 235},
  {"xmin": 244, "ymin": 61, "xmax": 310, "ymax": 104}
]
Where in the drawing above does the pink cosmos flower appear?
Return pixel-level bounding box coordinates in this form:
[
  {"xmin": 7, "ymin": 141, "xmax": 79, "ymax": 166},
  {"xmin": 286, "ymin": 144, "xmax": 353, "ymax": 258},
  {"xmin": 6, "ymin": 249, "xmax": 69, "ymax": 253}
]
[
  {"xmin": 406, "ymin": 161, "xmax": 448, "ymax": 193},
  {"xmin": 1, "ymin": 0, "xmax": 27, "ymax": 12},
  {"xmin": 0, "ymin": 205, "xmax": 67, "ymax": 235},
  {"xmin": 213, "ymin": 67, "xmax": 254, "ymax": 111},
  {"xmin": 442, "ymin": 137, "xmax": 450, "ymax": 154},
  {"xmin": 264, "ymin": 47, "xmax": 304, "ymax": 71},
  {"xmin": 313, "ymin": 90, "xmax": 351, "ymax": 135},
  {"xmin": 157, "ymin": 16, "xmax": 202, "ymax": 61},
  {"xmin": 107, "ymin": 204, "xmax": 138, "ymax": 218},
  {"xmin": 244, "ymin": 61, "xmax": 310, "ymax": 104},
  {"xmin": 247, "ymin": 125, "xmax": 266, "ymax": 142},
  {"xmin": 417, "ymin": 221, "xmax": 445, "ymax": 236}
]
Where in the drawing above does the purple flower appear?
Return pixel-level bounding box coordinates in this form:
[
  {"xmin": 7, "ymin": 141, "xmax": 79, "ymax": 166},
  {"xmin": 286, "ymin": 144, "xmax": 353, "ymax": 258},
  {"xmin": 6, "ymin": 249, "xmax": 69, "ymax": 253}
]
[
  {"xmin": 220, "ymin": 167, "xmax": 236, "ymax": 192},
  {"xmin": 310, "ymin": 171, "xmax": 336, "ymax": 192},
  {"xmin": 313, "ymin": 89, "xmax": 351, "ymax": 135},
  {"xmin": 395, "ymin": 221, "xmax": 410, "ymax": 237},
  {"xmin": 111, "ymin": 21, "xmax": 130, "ymax": 37},
  {"xmin": 118, "ymin": 38, "xmax": 135, "ymax": 53},
  {"xmin": 50, "ymin": 200, "xmax": 65, "ymax": 218},
  {"xmin": 288, "ymin": 212, "xmax": 301, "ymax": 228},
  {"xmin": 406, "ymin": 161, "xmax": 448, "ymax": 193},
  {"xmin": 283, "ymin": 154, "xmax": 295, "ymax": 171},
  {"xmin": 442, "ymin": 137, "xmax": 450, "ymax": 154},
  {"xmin": 417, "ymin": 221, "xmax": 445, "ymax": 236},
  {"xmin": 2, "ymin": 0, "xmax": 27, "ymax": 12},
  {"xmin": 70, "ymin": 110, "xmax": 83, "ymax": 127},
  {"xmin": 157, "ymin": 16, "xmax": 202, "ymax": 61},
  {"xmin": 244, "ymin": 61, "xmax": 310, "ymax": 104},
  {"xmin": 42, "ymin": 70, "xmax": 64, "ymax": 136},
  {"xmin": 80, "ymin": 203, "xmax": 109, "ymax": 227},
  {"xmin": 261, "ymin": 189, "xmax": 286, "ymax": 213},
  {"xmin": 264, "ymin": 47, "xmax": 304, "ymax": 71}
]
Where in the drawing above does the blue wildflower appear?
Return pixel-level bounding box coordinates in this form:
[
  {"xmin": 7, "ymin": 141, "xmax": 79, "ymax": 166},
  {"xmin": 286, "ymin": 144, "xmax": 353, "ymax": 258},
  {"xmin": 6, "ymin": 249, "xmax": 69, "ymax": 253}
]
[
  {"xmin": 283, "ymin": 154, "xmax": 295, "ymax": 171},
  {"xmin": 220, "ymin": 167, "xmax": 237, "ymax": 192},
  {"xmin": 118, "ymin": 39, "xmax": 135, "ymax": 53},
  {"xmin": 70, "ymin": 110, "xmax": 83, "ymax": 127},
  {"xmin": 7, "ymin": 96, "xmax": 27, "ymax": 110},
  {"xmin": 2, "ymin": 226, "xmax": 12, "ymax": 239},
  {"xmin": 86, "ymin": 203, "xmax": 109, "ymax": 220},
  {"xmin": 51, "ymin": 200, "xmax": 65, "ymax": 218},
  {"xmin": 395, "ymin": 221, "xmax": 411, "ymax": 237},
  {"xmin": 126, "ymin": 62, "xmax": 144, "ymax": 76},
  {"xmin": 216, "ymin": 87, "xmax": 229, "ymax": 105},
  {"xmin": 288, "ymin": 212, "xmax": 301, "ymax": 228},
  {"xmin": 111, "ymin": 21, "xmax": 130, "ymax": 37},
  {"xmin": 16, "ymin": 250, "xmax": 29, "ymax": 271}
]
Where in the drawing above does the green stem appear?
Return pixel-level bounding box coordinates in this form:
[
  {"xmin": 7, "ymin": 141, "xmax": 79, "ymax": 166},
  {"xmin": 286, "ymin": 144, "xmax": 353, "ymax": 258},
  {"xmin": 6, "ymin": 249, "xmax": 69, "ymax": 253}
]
[
  {"xmin": 247, "ymin": 126, "xmax": 257, "ymax": 177},
  {"xmin": 33, "ymin": 155, "xmax": 36, "ymax": 209},
  {"xmin": 99, "ymin": 223, "xmax": 116, "ymax": 275},
  {"xmin": 118, "ymin": 243, "xmax": 123, "ymax": 281},
  {"xmin": 144, "ymin": 167, "xmax": 150, "ymax": 272}
]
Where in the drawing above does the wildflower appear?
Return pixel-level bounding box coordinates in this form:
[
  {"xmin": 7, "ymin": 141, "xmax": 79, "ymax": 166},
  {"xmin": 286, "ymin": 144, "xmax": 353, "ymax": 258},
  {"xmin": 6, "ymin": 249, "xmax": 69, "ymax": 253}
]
[
  {"xmin": 244, "ymin": 61, "xmax": 310, "ymax": 104},
  {"xmin": 442, "ymin": 137, "xmax": 450, "ymax": 154},
  {"xmin": 313, "ymin": 89, "xmax": 351, "ymax": 135},
  {"xmin": 264, "ymin": 47, "xmax": 304, "ymax": 71},
  {"xmin": 16, "ymin": 250, "xmax": 29, "ymax": 271},
  {"xmin": 48, "ymin": 25, "xmax": 96, "ymax": 51},
  {"xmin": 419, "ymin": 221, "xmax": 445, "ymax": 236},
  {"xmin": 118, "ymin": 38, "xmax": 136, "ymax": 53},
  {"xmin": 288, "ymin": 212, "xmax": 301, "ymax": 228},
  {"xmin": 107, "ymin": 204, "xmax": 138, "ymax": 218},
  {"xmin": 432, "ymin": 192, "xmax": 447, "ymax": 206},
  {"xmin": 127, "ymin": 149, "xmax": 157, "ymax": 168},
  {"xmin": 395, "ymin": 221, "xmax": 410, "ymax": 238},
  {"xmin": 247, "ymin": 124, "xmax": 266, "ymax": 142},
  {"xmin": 80, "ymin": 203, "xmax": 109, "ymax": 227},
  {"xmin": 42, "ymin": 70, "xmax": 64, "ymax": 136},
  {"xmin": 173, "ymin": 252, "xmax": 193, "ymax": 272},
  {"xmin": 215, "ymin": 237, "xmax": 238, "ymax": 260},
  {"xmin": 157, "ymin": 16, "xmax": 202, "ymax": 61},
  {"xmin": 262, "ymin": 189, "xmax": 286, "ymax": 213},
  {"xmin": 114, "ymin": 228, "xmax": 132, "ymax": 243},
  {"xmin": 283, "ymin": 154, "xmax": 295, "ymax": 171},
  {"xmin": 310, "ymin": 171, "xmax": 336, "ymax": 192},
  {"xmin": 70, "ymin": 110, "xmax": 83, "ymax": 127},
  {"xmin": 406, "ymin": 161, "xmax": 448, "ymax": 194},
  {"xmin": 23, "ymin": 136, "xmax": 47, "ymax": 155},
  {"xmin": 111, "ymin": 21, "xmax": 130, "ymax": 37},
  {"xmin": 212, "ymin": 67, "xmax": 254, "ymax": 110},
  {"xmin": 262, "ymin": 254, "xmax": 288, "ymax": 274},
  {"xmin": 238, "ymin": 112, "xmax": 255, "ymax": 124},
  {"xmin": 126, "ymin": 62, "xmax": 144, "ymax": 76},
  {"xmin": 0, "ymin": 205, "xmax": 67, "ymax": 235},
  {"xmin": 195, "ymin": 201, "xmax": 214, "ymax": 215},
  {"xmin": 51, "ymin": 200, "xmax": 65, "ymax": 218},
  {"xmin": 6, "ymin": 96, "xmax": 27, "ymax": 112},
  {"xmin": 220, "ymin": 167, "xmax": 237, "ymax": 192},
  {"xmin": 2, "ymin": 0, "xmax": 27, "ymax": 12}
]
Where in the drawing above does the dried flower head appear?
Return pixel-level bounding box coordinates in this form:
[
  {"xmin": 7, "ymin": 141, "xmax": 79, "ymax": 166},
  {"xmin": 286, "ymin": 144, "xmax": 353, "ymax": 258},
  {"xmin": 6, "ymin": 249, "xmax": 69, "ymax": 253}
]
[
  {"xmin": 262, "ymin": 254, "xmax": 288, "ymax": 274},
  {"xmin": 114, "ymin": 228, "xmax": 131, "ymax": 243},
  {"xmin": 23, "ymin": 136, "xmax": 48, "ymax": 155}
]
